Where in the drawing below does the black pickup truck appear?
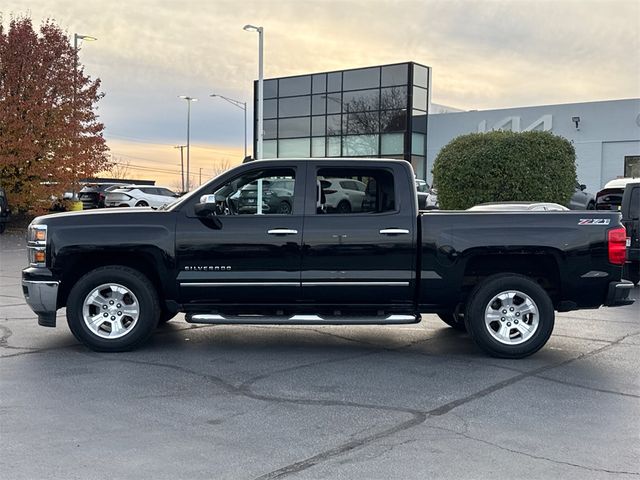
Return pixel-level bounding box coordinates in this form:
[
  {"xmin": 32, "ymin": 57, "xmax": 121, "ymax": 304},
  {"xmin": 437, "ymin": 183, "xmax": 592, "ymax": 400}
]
[
  {"xmin": 22, "ymin": 159, "xmax": 634, "ymax": 358},
  {"xmin": 622, "ymin": 182, "xmax": 640, "ymax": 285}
]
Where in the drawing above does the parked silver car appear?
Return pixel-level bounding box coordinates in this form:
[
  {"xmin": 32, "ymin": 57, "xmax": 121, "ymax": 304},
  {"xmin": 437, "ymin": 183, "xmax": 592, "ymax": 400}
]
[
  {"xmin": 468, "ymin": 202, "xmax": 570, "ymax": 212},
  {"xmin": 568, "ymin": 182, "xmax": 595, "ymax": 210}
]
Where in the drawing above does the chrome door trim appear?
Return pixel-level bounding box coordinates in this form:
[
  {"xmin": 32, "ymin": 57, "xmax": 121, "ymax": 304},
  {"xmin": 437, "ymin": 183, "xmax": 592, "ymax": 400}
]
[
  {"xmin": 180, "ymin": 282, "xmax": 300, "ymax": 287},
  {"xmin": 302, "ymin": 281, "xmax": 409, "ymax": 286},
  {"xmin": 267, "ymin": 228, "xmax": 298, "ymax": 235}
]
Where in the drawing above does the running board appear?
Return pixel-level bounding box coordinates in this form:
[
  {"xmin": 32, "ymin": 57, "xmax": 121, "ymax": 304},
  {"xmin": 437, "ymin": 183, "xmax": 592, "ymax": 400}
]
[{"xmin": 185, "ymin": 313, "xmax": 420, "ymax": 325}]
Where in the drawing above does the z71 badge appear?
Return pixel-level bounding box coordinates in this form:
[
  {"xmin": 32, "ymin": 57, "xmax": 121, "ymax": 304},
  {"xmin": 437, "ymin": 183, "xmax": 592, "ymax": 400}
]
[{"xmin": 578, "ymin": 218, "xmax": 610, "ymax": 225}]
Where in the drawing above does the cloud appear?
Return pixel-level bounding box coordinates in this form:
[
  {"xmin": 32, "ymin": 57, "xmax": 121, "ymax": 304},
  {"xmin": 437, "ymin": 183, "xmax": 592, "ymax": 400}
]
[{"xmin": 2, "ymin": 0, "xmax": 638, "ymax": 180}]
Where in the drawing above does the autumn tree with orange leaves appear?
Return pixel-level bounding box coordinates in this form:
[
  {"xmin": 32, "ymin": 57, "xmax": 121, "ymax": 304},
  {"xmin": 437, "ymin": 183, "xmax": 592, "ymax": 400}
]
[{"xmin": 0, "ymin": 16, "xmax": 109, "ymax": 212}]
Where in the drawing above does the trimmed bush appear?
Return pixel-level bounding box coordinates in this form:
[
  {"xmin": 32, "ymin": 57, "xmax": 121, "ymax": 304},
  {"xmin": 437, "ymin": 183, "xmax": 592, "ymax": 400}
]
[{"xmin": 432, "ymin": 131, "xmax": 577, "ymax": 210}]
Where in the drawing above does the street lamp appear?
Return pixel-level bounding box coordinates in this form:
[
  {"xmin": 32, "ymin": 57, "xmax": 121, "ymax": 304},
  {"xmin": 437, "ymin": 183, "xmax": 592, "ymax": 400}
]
[
  {"xmin": 73, "ymin": 34, "xmax": 97, "ymax": 89},
  {"xmin": 71, "ymin": 33, "xmax": 97, "ymax": 206},
  {"xmin": 243, "ymin": 24, "xmax": 263, "ymax": 160},
  {"xmin": 210, "ymin": 93, "xmax": 247, "ymax": 159},
  {"xmin": 179, "ymin": 96, "xmax": 197, "ymax": 191}
]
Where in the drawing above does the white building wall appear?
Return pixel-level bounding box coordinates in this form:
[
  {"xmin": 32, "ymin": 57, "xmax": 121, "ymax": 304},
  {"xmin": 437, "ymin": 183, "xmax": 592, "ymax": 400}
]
[{"xmin": 426, "ymin": 98, "xmax": 640, "ymax": 190}]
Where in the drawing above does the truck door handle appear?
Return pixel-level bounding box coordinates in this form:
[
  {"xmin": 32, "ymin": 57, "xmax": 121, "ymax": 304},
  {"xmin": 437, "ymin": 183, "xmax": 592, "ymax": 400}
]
[
  {"xmin": 379, "ymin": 228, "xmax": 410, "ymax": 235},
  {"xmin": 267, "ymin": 228, "xmax": 298, "ymax": 235}
]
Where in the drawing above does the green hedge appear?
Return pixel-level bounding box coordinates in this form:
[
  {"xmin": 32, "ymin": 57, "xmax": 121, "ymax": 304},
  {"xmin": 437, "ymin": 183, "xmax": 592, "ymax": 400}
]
[{"xmin": 432, "ymin": 131, "xmax": 577, "ymax": 210}]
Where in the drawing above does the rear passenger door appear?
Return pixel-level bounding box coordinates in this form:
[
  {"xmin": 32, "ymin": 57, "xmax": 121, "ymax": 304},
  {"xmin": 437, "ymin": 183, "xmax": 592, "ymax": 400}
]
[{"xmin": 301, "ymin": 163, "xmax": 416, "ymax": 308}]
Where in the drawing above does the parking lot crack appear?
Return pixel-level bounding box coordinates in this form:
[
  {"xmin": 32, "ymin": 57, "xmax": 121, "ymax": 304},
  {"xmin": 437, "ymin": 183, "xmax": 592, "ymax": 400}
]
[
  {"xmin": 425, "ymin": 424, "xmax": 640, "ymax": 476},
  {"xmin": 0, "ymin": 324, "xmax": 12, "ymax": 347},
  {"xmin": 252, "ymin": 411, "xmax": 427, "ymax": 480},
  {"xmin": 427, "ymin": 330, "xmax": 639, "ymax": 417},
  {"xmin": 238, "ymin": 351, "xmax": 378, "ymax": 391},
  {"xmin": 252, "ymin": 331, "xmax": 640, "ymax": 479},
  {"xmin": 534, "ymin": 374, "xmax": 640, "ymax": 398}
]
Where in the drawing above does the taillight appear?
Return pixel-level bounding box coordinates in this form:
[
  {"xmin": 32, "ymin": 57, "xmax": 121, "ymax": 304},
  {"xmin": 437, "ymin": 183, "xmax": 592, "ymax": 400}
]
[{"xmin": 607, "ymin": 227, "xmax": 627, "ymax": 265}]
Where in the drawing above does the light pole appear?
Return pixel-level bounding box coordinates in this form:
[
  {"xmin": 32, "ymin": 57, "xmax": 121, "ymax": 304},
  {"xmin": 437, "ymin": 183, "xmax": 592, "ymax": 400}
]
[
  {"xmin": 179, "ymin": 96, "xmax": 197, "ymax": 191},
  {"xmin": 210, "ymin": 93, "xmax": 247, "ymax": 159},
  {"xmin": 72, "ymin": 33, "xmax": 97, "ymax": 205},
  {"xmin": 174, "ymin": 145, "xmax": 186, "ymax": 192},
  {"xmin": 243, "ymin": 24, "xmax": 263, "ymax": 160}
]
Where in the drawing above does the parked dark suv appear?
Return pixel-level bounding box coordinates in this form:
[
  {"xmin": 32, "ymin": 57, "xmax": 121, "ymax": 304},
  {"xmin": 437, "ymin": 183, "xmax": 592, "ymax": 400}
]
[
  {"xmin": 236, "ymin": 178, "xmax": 295, "ymax": 214},
  {"xmin": 78, "ymin": 183, "xmax": 127, "ymax": 209},
  {"xmin": 622, "ymin": 182, "xmax": 640, "ymax": 285}
]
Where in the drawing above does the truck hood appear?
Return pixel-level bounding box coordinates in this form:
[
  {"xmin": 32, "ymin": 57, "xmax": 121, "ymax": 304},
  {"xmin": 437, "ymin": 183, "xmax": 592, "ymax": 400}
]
[{"xmin": 30, "ymin": 207, "xmax": 169, "ymax": 227}]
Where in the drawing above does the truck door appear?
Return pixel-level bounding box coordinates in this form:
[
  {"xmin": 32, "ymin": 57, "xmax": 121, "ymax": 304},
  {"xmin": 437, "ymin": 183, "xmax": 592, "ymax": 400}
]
[
  {"xmin": 175, "ymin": 165, "xmax": 304, "ymax": 306},
  {"xmin": 301, "ymin": 163, "xmax": 416, "ymax": 308}
]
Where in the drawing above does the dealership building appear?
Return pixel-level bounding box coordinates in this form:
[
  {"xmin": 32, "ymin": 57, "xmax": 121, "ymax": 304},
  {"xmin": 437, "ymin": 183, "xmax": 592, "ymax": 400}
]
[
  {"xmin": 254, "ymin": 62, "xmax": 432, "ymax": 177},
  {"xmin": 254, "ymin": 62, "xmax": 640, "ymax": 191},
  {"xmin": 427, "ymin": 98, "xmax": 640, "ymax": 190}
]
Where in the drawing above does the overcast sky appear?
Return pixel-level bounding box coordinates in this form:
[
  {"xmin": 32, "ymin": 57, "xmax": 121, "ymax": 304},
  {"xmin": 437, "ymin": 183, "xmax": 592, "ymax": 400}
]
[{"xmin": 3, "ymin": 0, "xmax": 639, "ymax": 186}]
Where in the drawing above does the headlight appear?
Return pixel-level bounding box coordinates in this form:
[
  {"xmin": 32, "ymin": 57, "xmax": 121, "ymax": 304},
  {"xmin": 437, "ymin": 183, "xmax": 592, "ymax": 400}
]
[
  {"xmin": 27, "ymin": 224, "xmax": 47, "ymax": 267},
  {"xmin": 28, "ymin": 224, "xmax": 47, "ymax": 243}
]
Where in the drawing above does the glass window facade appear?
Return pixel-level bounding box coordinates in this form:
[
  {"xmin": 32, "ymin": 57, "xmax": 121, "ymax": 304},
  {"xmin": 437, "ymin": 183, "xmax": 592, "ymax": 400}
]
[{"xmin": 254, "ymin": 62, "xmax": 430, "ymax": 177}]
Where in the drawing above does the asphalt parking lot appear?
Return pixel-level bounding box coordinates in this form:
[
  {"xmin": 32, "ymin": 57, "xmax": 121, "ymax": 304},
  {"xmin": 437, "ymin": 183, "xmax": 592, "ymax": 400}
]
[{"xmin": 1, "ymin": 230, "xmax": 639, "ymax": 480}]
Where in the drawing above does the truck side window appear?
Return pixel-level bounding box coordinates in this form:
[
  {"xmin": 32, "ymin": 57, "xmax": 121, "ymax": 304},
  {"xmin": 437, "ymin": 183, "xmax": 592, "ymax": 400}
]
[
  {"xmin": 212, "ymin": 168, "xmax": 296, "ymax": 215},
  {"xmin": 316, "ymin": 168, "xmax": 395, "ymax": 214}
]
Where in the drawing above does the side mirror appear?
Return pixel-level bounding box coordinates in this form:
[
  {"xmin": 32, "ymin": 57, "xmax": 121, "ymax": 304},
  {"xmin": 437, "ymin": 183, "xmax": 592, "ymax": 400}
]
[
  {"xmin": 193, "ymin": 203, "xmax": 223, "ymax": 229},
  {"xmin": 580, "ymin": 184, "xmax": 587, "ymax": 191},
  {"xmin": 194, "ymin": 202, "xmax": 215, "ymax": 217}
]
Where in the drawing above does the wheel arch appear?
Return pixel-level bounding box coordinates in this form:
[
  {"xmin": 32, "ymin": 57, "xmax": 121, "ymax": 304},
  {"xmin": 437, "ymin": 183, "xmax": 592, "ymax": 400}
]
[
  {"xmin": 55, "ymin": 250, "xmax": 172, "ymax": 309},
  {"xmin": 460, "ymin": 250, "xmax": 563, "ymax": 308}
]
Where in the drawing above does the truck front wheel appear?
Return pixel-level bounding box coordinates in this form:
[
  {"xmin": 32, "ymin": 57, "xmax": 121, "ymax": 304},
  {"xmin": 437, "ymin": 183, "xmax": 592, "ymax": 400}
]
[
  {"xmin": 66, "ymin": 266, "xmax": 160, "ymax": 352},
  {"xmin": 465, "ymin": 274, "xmax": 554, "ymax": 358}
]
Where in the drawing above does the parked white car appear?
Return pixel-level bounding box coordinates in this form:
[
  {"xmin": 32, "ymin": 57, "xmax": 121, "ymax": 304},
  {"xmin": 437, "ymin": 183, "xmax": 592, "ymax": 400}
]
[
  {"xmin": 105, "ymin": 185, "xmax": 179, "ymax": 208},
  {"xmin": 319, "ymin": 178, "xmax": 366, "ymax": 213},
  {"xmin": 415, "ymin": 179, "xmax": 438, "ymax": 209}
]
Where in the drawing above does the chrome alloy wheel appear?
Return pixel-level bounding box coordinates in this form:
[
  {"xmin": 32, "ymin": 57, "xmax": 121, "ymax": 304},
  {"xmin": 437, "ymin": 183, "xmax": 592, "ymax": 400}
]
[
  {"xmin": 82, "ymin": 283, "xmax": 140, "ymax": 339},
  {"xmin": 484, "ymin": 290, "xmax": 539, "ymax": 345}
]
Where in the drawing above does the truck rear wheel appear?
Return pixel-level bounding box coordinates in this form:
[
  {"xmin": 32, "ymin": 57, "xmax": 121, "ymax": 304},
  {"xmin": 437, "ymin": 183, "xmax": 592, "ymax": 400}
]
[
  {"xmin": 66, "ymin": 266, "xmax": 160, "ymax": 352},
  {"xmin": 465, "ymin": 274, "xmax": 554, "ymax": 358}
]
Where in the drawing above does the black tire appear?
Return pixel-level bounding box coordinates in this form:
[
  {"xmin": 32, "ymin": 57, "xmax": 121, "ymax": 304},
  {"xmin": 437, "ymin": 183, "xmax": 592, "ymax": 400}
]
[
  {"xmin": 0, "ymin": 223, "xmax": 5, "ymax": 234},
  {"xmin": 337, "ymin": 200, "xmax": 351, "ymax": 214},
  {"xmin": 587, "ymin": 201, "xmax": 595, "ymax": 210},
  {"xmin": 437, "ymin": 310, "xmax": 466, "ymax": 331},
  {"xmin": 465, "ymin": 274, "xmax": 554, "ymax": 358},
  {"xmin": 277, "ymin": 201, "xmax": 292, "ymax": 214},
  {"xmin": 135, "ymin": 200, "xmax": 149, "ymax": 207},
  {"xmin": 66, "ymin": 266, "xmax": 160, "ymax": 352},
  {"xmin": 623, "ymin": 262, "xmax": 640, "ymax": 286}
]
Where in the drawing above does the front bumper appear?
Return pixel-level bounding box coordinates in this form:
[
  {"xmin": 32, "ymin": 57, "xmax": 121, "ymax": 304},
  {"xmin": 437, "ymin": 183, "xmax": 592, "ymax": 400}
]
[
  {"xmin": 604, "ymin": 280, "xmax": 635, "ymax": 307},
  {"xmin": 22, "ymin": 279, "xmax": 59, "ymax": 327}
]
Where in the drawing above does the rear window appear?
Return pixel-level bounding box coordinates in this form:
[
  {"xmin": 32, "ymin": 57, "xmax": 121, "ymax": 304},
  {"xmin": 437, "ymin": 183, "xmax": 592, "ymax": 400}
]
[{"xmin": 596, "ymin": 189, "xmax": 624, "ymax": 210}]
